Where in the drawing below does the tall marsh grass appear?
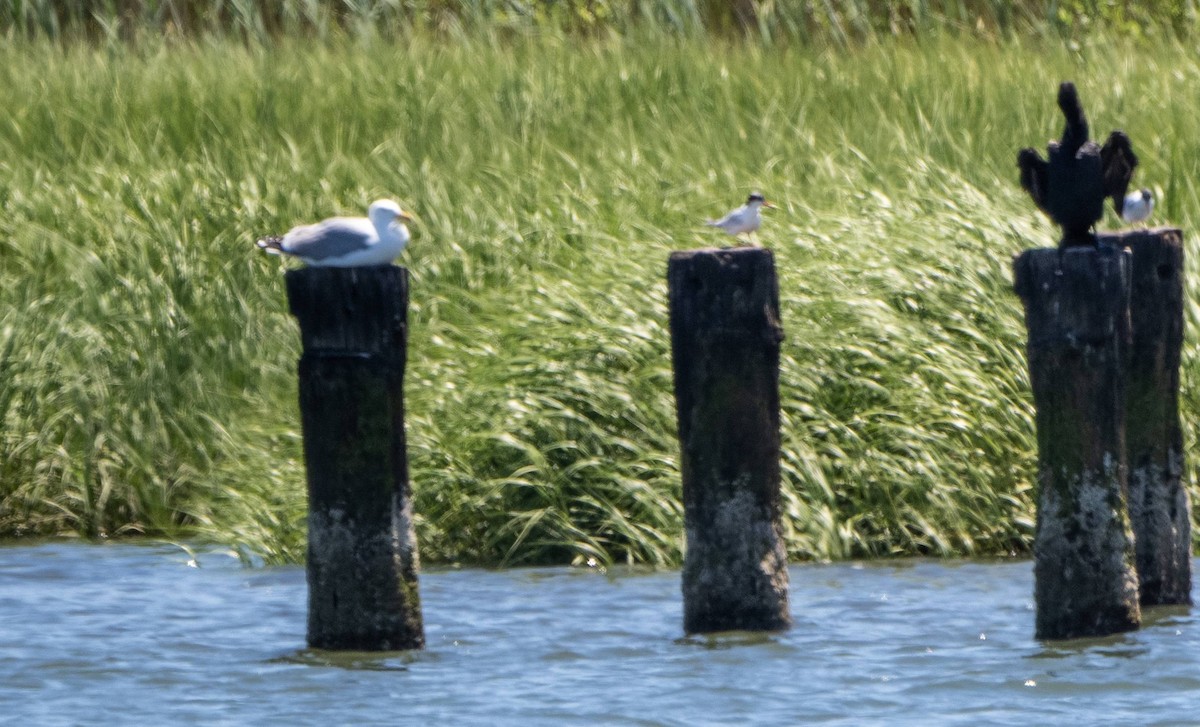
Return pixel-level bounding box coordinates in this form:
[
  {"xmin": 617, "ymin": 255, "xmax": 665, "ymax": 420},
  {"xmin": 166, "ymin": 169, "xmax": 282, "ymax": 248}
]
[
  {"xmin": 2, "ymin": 31, "xmax": 1199, "ymax": 564},
  {"xmin": 2, "ymin": 0, "xmax": 1197, "ymax": 42}
]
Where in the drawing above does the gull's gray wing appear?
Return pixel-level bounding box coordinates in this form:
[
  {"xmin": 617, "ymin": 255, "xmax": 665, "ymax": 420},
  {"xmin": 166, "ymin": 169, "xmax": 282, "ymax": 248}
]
[{"xmin": 281, "ymin": 218, "xmax": 375, "ymax": 260}]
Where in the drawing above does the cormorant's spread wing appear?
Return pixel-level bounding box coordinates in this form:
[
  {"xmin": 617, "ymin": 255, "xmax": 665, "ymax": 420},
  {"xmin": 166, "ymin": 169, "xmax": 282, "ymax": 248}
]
[
  {"xmin": 1100, "ymin": 131, "xmax": 1138, "ymax": 216},
  {"xmin": 1018, "ymin": 148, "xmax": 1050, "ymax": 214}
]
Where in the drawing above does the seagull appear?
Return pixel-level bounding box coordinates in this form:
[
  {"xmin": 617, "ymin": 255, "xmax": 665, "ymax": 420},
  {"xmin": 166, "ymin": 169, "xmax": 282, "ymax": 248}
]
[
  {"xmin": 1120, "ymin": 188, "xmax": 1153, "ymax": 225},
  {"xmin": 705, "ymin": 193, "xmax": 776, "ymax": 238},
  {"xmin": 256, "ymin": 199, "xmax": 414, "ymax": 267}
]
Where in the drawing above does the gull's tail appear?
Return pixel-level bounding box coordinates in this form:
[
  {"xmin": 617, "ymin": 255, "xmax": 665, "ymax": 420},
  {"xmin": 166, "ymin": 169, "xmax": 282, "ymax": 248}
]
[{"xmin": 256, "ymin": 236, "xmax": 284, "ymax": 254}]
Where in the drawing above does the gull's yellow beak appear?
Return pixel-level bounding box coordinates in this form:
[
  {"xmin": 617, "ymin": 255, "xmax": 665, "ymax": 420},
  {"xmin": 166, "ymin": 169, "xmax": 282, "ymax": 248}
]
[{"xmin": 400, "ymin": 210, "xmax": 416, "ymax": 223}]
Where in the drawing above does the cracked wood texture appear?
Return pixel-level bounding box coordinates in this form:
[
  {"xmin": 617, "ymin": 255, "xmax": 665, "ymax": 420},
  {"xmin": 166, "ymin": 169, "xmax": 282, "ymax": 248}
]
[
  {"xmin": 1100, "ymin": 228, "xmax": 1192, "ymax": 606},
  {"xmin": 286, "ymin": 265, "xmax": 424, "ymax": 651},
  {"xmin": 1013, "ymin": 246, "xmax": 1140, "ymax": 640},
  {"xmin": 668, "ymin": 247, "xmax": 791, "ymax": 634}
]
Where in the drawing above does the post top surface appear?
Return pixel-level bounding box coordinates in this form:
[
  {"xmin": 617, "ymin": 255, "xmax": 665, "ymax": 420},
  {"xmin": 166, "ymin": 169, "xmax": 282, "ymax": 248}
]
[
  {"xmin": 284, "ymin": 264, "xmax": 409, "ymax": 356},
  {"xmin": 669, "ymin": 246, "xmax": 774, "ymax": 260},
  {"xmin": 1095, "ymin": 226, "xmax": 1183, "ymax": 244}
]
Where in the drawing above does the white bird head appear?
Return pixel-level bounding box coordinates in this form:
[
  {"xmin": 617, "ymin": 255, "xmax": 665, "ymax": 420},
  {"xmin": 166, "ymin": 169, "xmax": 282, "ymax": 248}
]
[
  {"xmin": 1120, "ymin": 187, "xmax": 1154, "ymax": 225},
  {"xmin": 368, "ymin": 199, "xmax": 415, "ymax": 229}
]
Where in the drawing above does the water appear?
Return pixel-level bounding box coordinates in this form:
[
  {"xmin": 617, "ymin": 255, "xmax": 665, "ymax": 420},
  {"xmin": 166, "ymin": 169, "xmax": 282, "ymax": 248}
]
[{"xmin": 3, "ymin": 542, "xmax": 1199, "ymax": 725}]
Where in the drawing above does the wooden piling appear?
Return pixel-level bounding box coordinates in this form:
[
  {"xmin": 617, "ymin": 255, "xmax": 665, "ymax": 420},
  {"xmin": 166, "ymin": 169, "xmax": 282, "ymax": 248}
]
[
  {"xmin": 286, "ymin": 265, "xmax": 424, "ymax": 651},
  {"xmin": 1013, "ymin": 246, "xmax": 1141, "ymax": 640},
  {"xmin": 668, "ymin": 247, "xmax": 791, "ymax": 634},
  {"xmin": 1100, "ymin": 228, "xmax": 1192, "ymax": 606}
]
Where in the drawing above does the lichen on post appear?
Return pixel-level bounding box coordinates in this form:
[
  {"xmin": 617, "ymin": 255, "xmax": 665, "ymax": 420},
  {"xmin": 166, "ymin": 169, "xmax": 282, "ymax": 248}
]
[
  {"xmin": 1101, "ymin": 228, "xmax": 1192, "ymax": 606},
  {"xmin": 285, "ymin": 265, "xmax": 424, "ymax": 651},
  {"xmin": 1013, "ymin": 246, "xmax": 1141, "ymax": 640},
  {"xmin": 668, "ymin": 247, "xmax": 791, "ymax": 635}
]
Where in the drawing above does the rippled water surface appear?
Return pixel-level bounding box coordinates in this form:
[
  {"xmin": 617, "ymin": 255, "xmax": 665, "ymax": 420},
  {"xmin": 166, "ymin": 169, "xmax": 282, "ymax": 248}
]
[{"xmin": 3, "ymin": 542, "xmax": 1200, "ymax": 725}]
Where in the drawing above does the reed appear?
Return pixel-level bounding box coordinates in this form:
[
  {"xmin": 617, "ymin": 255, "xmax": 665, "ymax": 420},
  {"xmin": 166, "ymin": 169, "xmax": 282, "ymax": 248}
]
[
  {"xmin": 2, "ymin": 0, "xmax": 1196, "ymax": 42},
  {"xmin": 1, "ymin": 29, "xmax": 1197, "ymax": 565}
]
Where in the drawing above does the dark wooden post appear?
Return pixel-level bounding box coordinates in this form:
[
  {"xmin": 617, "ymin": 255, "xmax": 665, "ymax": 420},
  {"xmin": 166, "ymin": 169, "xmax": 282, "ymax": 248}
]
[
  {"xmin": 1100, "ymin": 228, "xmax": 1192, "ymax": 606},
  {"xmin": 285, "ymin": 265, "xmax": 424, "ymax": 651},
  {"xmin": 668, "ymin": 247, "xmax": 791, "ymax": 634},
  {"xmin": 1013, "ymin": 246, "xmax": 1141, "ymax": 640}
]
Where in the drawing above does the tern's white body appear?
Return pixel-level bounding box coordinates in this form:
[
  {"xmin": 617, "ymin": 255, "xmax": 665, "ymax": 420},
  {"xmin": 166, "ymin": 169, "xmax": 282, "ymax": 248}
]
[
  {"xmin": 707, "ymin": 198, "xmax": 767, "ymax": 236},
  {"xmin": 257, "ymin": 199, "xmax": 412, "ymax": 267},
  {"xmin": 1121, "ymin": 189, "xmax": 1153, "ymax": 225},
  {"xmin": 706, "ymin": 193, "xmax": 776, "ymax": 238}
]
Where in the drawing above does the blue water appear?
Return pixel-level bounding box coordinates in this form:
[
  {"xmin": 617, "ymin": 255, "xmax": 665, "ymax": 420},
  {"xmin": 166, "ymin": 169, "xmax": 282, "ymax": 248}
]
[{"xmin": 2, "ymin": 542, "xmax": 1199, "ymax": 725}]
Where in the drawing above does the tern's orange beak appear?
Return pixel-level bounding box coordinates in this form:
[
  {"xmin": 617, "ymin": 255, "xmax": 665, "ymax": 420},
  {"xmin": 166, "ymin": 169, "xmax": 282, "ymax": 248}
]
[{"xmin": 762, "ymin": 201, "xmax": 778, "ymax": 210}]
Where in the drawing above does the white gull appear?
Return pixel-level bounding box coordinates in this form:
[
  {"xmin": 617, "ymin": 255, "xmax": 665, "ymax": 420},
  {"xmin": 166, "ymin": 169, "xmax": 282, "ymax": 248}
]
[{"xmin": 257, "ymin": 199, "xmax": 414, "ymax": 267}]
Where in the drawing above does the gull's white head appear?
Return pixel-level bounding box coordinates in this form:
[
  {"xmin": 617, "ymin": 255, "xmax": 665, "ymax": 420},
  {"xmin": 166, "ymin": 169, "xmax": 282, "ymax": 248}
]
[
  {"xmin": 1121, "ymin": 188, "xmax": 1153, "ymax": 224},
  {"xmin": 368, "ymin": 199, "xmax": 414, "ymax": 229}
]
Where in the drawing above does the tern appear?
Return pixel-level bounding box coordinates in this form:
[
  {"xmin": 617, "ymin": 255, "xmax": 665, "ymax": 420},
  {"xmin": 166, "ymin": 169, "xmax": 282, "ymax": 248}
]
[
  {"xmin": 1120, "ymin": 188, "xmax": 1153, "ymax": 226},
  {"xmin": 256, "ymin": 199, "xmax": 414, "ymax": 267},
  {"xmin": 705, "ymin": 193, "xmax": 776, "ymax": 238}
]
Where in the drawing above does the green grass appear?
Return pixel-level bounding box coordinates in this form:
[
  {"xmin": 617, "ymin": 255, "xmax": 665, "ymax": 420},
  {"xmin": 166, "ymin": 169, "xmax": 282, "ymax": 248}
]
[
  {"xmin": 3, "ymin": 0, "xmax": 1196, "ymax": 43},
  {"xmin": 1, "ymin": 29, "xmax": 1199, "ymax": 566}
]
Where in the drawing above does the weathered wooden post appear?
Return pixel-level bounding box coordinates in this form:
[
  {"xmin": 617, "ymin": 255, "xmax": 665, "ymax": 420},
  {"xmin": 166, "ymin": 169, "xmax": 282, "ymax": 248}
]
[
  {"xmin": 1014, "ymin": 82, "xmax": 1145, "ymax": 639},
  {"xmin": 1013, "ymin": 247, "xmax": 1141, "ymax": 640},
  {"xmin": 668, "ymin": 247, "xmax": 791, "ymax": 634},
  {"xmin": 286, "ymin": 265, "xmax": 424, "ymax": 651},
  {"xmin": 1102, "ymin": 228, "xmax": 1192, "ymax": 606}
]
